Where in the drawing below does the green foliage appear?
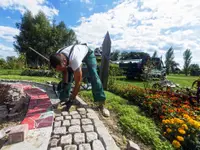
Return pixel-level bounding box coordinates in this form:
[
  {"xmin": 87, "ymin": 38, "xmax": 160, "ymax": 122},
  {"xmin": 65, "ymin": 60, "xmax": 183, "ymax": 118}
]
[
  {"xmin": 110, "ymin": 50, "xmax": 120, "ymax": 61},
  {"xmin": 165, "ymin": 47, "xmax": 175, "ymax": 75},
  {"xmin": 120, "ymin": 51, "xmax": 150, "ymax": 60},
  {"xmin": 0, "ymin": 75, "xmax": 59, "ymax": 83},
  {"xmin": 183, "ymin": 49, "xmax": 192, "ymax": 76},
  {"xmin": 0, "ymin": 69, "xmax": 22, "ymax": 75},
  {"xmin": 0, "ymin": 58, "xmax": 6, "ymax": 68},
  {"xmin": 14, "ymin": 11, "xmax": 77, "ymax": 67},
  {"xmin": 21, "ymin": 69, "xmax": 57, "ymax": 77},
  {"xmin": 79, "ymin": 91, "xmax": 173, "ymax": 150},
  {"xmin": 0, "ymin": 55, "xmax": 26, "ymax": 69},
  {"xmin": 190, "ymin": 64, "xmax": 200, "ymax": 76},
  {"xmin": 109, "ymin": 64, "xmax": 123, "ymax": 76}
]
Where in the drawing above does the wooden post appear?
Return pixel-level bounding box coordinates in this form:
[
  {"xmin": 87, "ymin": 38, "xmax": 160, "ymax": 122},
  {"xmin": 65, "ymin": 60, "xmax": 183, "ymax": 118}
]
[{"xmin": 100, "ymin": 32, "xmax": 111, "ymax": 90}]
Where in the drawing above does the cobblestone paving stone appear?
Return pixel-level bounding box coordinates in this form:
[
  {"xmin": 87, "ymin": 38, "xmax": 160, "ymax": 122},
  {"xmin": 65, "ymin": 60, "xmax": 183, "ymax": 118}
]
[{"xmin": 48, "ymin": 108, "xmax": 120, "ymax": 150}]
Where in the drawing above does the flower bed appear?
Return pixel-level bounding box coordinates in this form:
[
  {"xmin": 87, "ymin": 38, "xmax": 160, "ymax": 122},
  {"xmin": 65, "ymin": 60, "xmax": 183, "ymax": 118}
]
[{"xmin": 108, "ymin": 83, "xmax": 200, "ymax": 149}]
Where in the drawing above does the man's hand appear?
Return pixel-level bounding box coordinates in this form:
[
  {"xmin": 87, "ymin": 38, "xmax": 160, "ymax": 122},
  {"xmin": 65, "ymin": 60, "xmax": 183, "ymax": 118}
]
[{"xmin": 71, "ymin": 67, "xmax": 82, "ymax": 99}]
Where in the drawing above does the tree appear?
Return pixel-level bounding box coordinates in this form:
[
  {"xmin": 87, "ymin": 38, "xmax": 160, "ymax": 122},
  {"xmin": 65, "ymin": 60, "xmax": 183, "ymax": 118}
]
[
  {"xmin": 183, "ymin": 49, "xmax": 192, "ymax": 76},
  {"xmin": 110, "ymin": 50, "xmax": 120, "ymax": 61},
  {"xmin": 190, "ymin": 64, "xmax": 199, "ymax": 76},
  {"xmin": 120, "ymin": 51, "xmax": 150, "ymax": 60},
  {"xmin": 0, "ymin": 58, "xmax": 6, "ymax": 69},
  {"xmin": 165, "ymin": 47, "xmax": 175, "ymax": 75},
  {"xmin": 152, "ymin": 50, "xmax": 158, "ymax": 58},
  {"xmin": 171, "ymin": 61, "xmax": 180, "ymax": 73},
  {"xmin": 14, "ymin": 11, "xmax": 77, "ymax": 67}
]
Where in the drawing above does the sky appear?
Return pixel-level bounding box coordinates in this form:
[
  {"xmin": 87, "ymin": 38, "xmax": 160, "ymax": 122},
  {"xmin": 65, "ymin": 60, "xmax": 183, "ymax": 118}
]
[{"xmin": 0, "ymin": 0, "xmax": 200, "ymax": 68}]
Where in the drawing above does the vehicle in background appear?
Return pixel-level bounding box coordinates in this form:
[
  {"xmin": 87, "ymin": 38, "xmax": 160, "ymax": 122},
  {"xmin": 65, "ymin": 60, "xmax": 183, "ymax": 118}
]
[{"xmin": 118, "ymin": 57, "xmax": 166, "ymax": 80}]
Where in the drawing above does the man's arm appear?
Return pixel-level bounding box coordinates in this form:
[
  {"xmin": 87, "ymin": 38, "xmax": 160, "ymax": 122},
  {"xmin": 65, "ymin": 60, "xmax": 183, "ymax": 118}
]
[{"xmin": 71, "ymin": 67, "xmax": 82, "ymax": 100}]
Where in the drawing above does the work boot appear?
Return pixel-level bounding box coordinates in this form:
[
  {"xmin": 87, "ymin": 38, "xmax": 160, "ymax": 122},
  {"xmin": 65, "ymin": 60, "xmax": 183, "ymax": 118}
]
[
  {"xmin": 98, "ymin": 104, "xmax": 110, "ymax": 117},
  {"xmin": 57, "ymin": 102, "xmax": 66, "ymax": 110}
]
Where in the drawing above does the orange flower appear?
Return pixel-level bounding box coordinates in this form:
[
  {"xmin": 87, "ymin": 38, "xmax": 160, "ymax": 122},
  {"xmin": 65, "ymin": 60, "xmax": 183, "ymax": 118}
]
[
  {"xmin": 176, "ymin": 136, "xmax": 184, "ymax": 142},
  {"xmin": 160, "ymin": 116, "xmax": 164, "ymax": 119},
  {"xmin": 178, "ymin": 128, "xmax": 186, "ymax": 134},
  {"xmin": 172, "ymin": 140, "xmax": 181, "ymax": 148},
  {"xmin": 167, "ymin": 128, "xmax": 172, "ymax": 133},
  {"xmin": 168, "ymin": 109, "xmax": 174, "ymax": 113}
]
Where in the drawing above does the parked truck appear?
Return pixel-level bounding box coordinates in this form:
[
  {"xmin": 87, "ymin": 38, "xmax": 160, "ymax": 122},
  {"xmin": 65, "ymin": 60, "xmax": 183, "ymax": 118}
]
[{"xmin": 119, "ymin": 57, "xmax": 166, "ymax": 80}]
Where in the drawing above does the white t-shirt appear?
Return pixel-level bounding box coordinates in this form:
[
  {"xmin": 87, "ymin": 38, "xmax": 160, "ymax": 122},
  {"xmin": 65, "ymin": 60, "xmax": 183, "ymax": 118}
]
[{"xmin": 57, "ymin": 45, "xmax": 89, "ymax": 71}]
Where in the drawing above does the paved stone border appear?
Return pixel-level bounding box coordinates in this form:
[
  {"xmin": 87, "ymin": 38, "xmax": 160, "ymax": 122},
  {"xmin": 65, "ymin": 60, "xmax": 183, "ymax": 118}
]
[{"xmin": 49, "ymin": 108, "xmax": 120, "ymax": 150}]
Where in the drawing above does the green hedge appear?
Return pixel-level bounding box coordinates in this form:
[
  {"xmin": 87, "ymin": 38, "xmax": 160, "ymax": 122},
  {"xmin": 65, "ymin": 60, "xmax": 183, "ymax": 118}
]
[
  {"xmin": 97, "ymin": 63, "xmax": 123, "ymax": 76},
  {"xmin": 109, "ymin": 64, "xmax": 124, "ymax": 76},
  {"xmin": 0, "ymin": 69, "xmax": 23, "ymax": 75},
  {"xmin": 21, "ymin": 69, "xmax": 57, "ymax": 77}
]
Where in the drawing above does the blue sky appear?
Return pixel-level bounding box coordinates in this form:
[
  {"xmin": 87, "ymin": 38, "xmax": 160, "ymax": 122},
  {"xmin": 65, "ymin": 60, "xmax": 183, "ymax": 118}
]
[{"xmin": 0, "ymin": 0, "xmax": 200, "ymax": 67}]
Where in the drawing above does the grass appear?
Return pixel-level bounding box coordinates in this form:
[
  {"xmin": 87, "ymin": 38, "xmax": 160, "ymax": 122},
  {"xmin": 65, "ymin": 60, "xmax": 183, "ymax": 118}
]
[
  {"xmin": 0, "ymin": 75, "xmax": 59, "ymax": 83},
  {"xmin": 167, "ymin": 74, "xmax": 199, "ymax": 88},
  {"xmin": 113, "ymin": 74, "xmax": 199, "ymax": 88},
  {"xmin": 0, "ymin": 69, "xmax": 23, "ymax": 75},
  {"xmin": 79, "ymin": 90, "xmax": 174, "ymax": 150}
]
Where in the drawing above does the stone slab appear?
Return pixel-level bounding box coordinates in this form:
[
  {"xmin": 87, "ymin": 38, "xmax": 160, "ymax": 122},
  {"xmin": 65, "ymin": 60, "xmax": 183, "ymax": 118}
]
[
  {"xmin": 8, "ymin": 124, "xmax": 28, "ymax": 144},
  {"xmin": 79, "ymin": 143, "xmax": 91, "ymax": 150},
  {"xmin": 86, "ymin": 132, "xmax": 98, "ymax": 143},
  {"xmin": 60, "ymin": 134, "xmax": 72, "ymax": 145},
  {"xmin": 92, "ymin": 140, "xmax": 105, "ymax": 150},
  {"xmin": 82, "ymin": 125, "xmax": 94, "ymax": 132},
  {"xmin": 2, "ymin": 127, "xmax": 52, "ymax": 150},
  {"xmin": 74, "ymin": 133, "xmax": 85, "ymax": 144},
  {"xmin": 64, "ymin": 145, "xmax": 77, "ymax": 150},
  {"xmin": 68, "ymin": 125, "xmax": 81, "ymax": 133}
]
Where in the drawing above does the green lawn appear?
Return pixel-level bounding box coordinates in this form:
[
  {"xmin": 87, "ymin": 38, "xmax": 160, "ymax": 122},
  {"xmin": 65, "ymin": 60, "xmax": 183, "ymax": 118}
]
[
  {"xmin": 0, "ymin": 69, "xmax": 22, "ymax": 75},
  {"xmin": 0, "ymin": 75, "xmax": 59, "ymax": 83},
  {"xmin": 0, "ymin": 70, "xmax": 198, "ymax": 88},
  {"xmin": 167, "ymin": 74, "xmax": 199, "ymax": 88},
  {"xmin": 114, "ymin": 74, "xmax": 199, "ymax": 88},
  {"xmin": 115, "ymin": 77, "xmax": 144, "ymax": 88}
]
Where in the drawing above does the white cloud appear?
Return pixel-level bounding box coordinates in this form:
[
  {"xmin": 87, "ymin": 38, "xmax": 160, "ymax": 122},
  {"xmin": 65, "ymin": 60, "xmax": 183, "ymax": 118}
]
[
  {"xmin": 0, "ymin": 0, "xmax": 58, "ymax": 18},
  {"xmin": 80, "ymin": 0, "xmax": 91, "ymax": 4},
  {"xmin": 0, "ymin": 26, "xmax": 19, "ymax": 42},
  {"xmin": 0, "ymin": 44, "xmax": 18, "ymax": 59},
  {"xmin": 73, "ymin": 0, "xmax": 200, "ymax": 67}
]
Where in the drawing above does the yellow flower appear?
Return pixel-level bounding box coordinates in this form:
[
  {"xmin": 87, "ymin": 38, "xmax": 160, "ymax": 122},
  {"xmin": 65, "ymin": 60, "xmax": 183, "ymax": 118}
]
[
  {"xmin": 163, "ymin": 119, "xmax": 170, "ymax": 124},
  {"xmin": 178, "ymin": 128, "xmax": 186, "ymax": 134},
  {"xmin": 164, "ymin": 132, "xmax": 167, "ymax": 135},
  {"xmin": 188, "ymin": 119, "xmax": 195, "ymax": 125},
  {"xmin": 182, "ymin": 124, "xmax": 188, "ymax": 130},
  {"xmin": 193, "ymin": 122, "xmax": 200, "ymax": 129},
  {"xmin": 174, "ymin": 118, "xmax": 184, "ymax": 124},
  {"xmin": 170, "ymin": 119, "xmax": 175, "ymax": 124},
  {"xmin": 176, "ymin": 136, "xmax": 184, "ymax": 142},
  {"xmin": 167, "ymin": 128, "xmax": 172, "ymax": 133},
  {"xmin": 162, "ymin": 120, "xmax": 167, "ymax": 124},
  {"xmin": 183, "ymin": 114, "xmax": 190, "ymax": 119},
  {"xmin": 172, "ymin": 140, "xmax": 181, "ymax": 148}
]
